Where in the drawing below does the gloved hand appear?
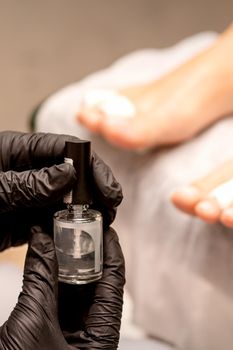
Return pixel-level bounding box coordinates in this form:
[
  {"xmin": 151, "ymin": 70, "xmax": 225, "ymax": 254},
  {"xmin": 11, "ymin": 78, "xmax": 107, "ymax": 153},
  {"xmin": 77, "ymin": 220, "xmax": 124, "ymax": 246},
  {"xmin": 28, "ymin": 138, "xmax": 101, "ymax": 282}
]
[
  {"xmin": 0, "ymin": 226, "xmax": 125, "ymax": 350},
  {"xmin": 0, "ymin": 131, "xmax": 123, "ymax": 251}
]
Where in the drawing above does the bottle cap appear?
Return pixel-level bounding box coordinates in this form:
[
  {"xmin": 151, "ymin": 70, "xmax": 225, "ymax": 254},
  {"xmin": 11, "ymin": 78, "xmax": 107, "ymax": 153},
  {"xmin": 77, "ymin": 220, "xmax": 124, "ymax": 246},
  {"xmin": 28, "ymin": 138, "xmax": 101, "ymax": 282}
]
[{"xmin": 64, "ymin": 140, "xmax": 92, "ymax": 205}]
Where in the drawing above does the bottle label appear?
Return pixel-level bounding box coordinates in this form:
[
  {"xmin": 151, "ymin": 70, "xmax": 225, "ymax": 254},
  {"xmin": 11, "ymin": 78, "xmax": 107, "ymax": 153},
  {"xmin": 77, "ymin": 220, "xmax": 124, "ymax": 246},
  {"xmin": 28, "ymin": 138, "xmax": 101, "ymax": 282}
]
[{"xmin": 64, "ymin": 157, "xmax": 74, "ymax": 204}]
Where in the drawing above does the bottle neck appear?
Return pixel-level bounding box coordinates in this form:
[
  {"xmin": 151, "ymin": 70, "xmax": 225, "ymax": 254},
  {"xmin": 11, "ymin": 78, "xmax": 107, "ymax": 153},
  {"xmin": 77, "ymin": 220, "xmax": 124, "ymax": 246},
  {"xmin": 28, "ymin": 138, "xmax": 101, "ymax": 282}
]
[{"xmin": 67, "ymin": 204, "xmax": 89, "ymax": 214}]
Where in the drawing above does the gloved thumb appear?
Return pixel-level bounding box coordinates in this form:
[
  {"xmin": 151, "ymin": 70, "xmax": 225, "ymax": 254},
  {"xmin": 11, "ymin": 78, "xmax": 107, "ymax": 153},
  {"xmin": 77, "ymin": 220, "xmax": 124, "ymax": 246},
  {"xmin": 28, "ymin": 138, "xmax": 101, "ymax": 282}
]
[
  {"xmin": 21, "ymin": 226, "xmax": 58, "ymax": 315},
  {"xmin": 0, "ymin": 163, "xmax": 77, "ymax": 213}
]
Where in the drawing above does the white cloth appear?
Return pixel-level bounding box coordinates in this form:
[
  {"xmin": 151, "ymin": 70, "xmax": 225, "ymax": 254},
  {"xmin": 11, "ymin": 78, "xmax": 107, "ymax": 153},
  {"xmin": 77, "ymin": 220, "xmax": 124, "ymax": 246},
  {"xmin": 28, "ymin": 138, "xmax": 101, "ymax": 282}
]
[
  {"xmin": 35, "ymin": 32, "xmax": 233, "ymax": 350},
  {"xmin": 0, "ymin": 263, "xmax": 22, "ymax": 324}
]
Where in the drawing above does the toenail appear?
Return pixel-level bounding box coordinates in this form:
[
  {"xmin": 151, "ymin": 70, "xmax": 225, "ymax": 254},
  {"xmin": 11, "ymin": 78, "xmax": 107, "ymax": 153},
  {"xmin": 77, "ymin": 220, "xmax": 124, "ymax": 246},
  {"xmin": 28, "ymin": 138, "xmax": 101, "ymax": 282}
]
[
  {"xmin": 209, "ymin": 179, "xmax": 233, "ymax": 208},
  {"xmin": 195, "ymin": 200, "xmax": 219, "ymax": 215},
  {"xmin": 222, "ymin": 208, "xmax": 233, "ymax": 218}
]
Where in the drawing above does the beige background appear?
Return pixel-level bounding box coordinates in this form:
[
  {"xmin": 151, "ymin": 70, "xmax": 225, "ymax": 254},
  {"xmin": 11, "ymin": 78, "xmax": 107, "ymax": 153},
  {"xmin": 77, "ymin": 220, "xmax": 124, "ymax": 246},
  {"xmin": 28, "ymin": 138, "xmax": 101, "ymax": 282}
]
[{"xmin": 0, "ymin": 0, "xmax": 232, "ymax": 266}]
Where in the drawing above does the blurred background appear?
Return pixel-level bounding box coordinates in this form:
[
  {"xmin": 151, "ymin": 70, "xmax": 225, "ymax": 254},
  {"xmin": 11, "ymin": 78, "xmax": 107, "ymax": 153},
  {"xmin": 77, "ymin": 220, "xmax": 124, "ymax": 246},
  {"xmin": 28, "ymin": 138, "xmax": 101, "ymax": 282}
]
[
  {"xmin": 0, "ymin": 0, "xmax": 232, "ymax": 132},
  {"xmin": 0, "ymin": 1, "xmax": 232, "ymax": 346}
]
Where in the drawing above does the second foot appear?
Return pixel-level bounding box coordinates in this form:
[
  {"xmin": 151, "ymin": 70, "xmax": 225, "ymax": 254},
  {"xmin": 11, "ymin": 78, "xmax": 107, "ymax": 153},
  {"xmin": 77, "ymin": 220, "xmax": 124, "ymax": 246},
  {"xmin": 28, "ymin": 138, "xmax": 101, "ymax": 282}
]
[{"xmin": 171, "ymin": 160, "xmax": 233, "ymax": 227}]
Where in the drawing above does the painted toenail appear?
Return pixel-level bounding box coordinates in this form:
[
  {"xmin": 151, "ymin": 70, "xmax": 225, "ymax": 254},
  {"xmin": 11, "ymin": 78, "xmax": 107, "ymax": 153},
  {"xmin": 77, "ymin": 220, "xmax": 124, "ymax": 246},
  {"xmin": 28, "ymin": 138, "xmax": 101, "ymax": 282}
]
[
  {"xmin": 222, "ymin": 208, "xmax": 233, "ymax": 218},
  {"xmin": 209, "ymin": 179, "xmax": 233, "ymax": 208},
  {"xmin": 195, "ymin": 200, "xmax": 219, "ymax": 215}
]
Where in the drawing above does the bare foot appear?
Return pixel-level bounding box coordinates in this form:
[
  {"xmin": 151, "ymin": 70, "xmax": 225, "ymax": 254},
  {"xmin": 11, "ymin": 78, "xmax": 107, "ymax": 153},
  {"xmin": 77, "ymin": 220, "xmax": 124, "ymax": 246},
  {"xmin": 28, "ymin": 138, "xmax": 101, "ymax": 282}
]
[
  {"xmin": 77, "ymin": 25, "xmax": 233, "ymax": 150},
  {"xmin": 171, "ymin": 160, "xmax": 233, "ymax": 227}
]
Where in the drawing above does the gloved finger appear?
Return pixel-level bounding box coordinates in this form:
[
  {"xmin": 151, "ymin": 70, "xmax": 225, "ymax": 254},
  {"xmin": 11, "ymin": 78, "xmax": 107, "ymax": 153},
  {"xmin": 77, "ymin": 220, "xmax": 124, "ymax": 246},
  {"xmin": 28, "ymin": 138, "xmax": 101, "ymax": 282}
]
[
  {"xmin": 91, "ymin": 152, "xmax": 123, "ymax": 226},
  {"xmin": 62, "ymin": 228, "xmax": 125, "ymax": 349},
  {"xmin": 0, "ymin": 205, "xmax": 60, "ymax": 251},
  {"xmin": 0, "ymin": 226, "xmax": 65, "ymax": 350},
  {"xmin": 83, "ymin": 228, "xmax": 125, "ymax": 348},
  {"xmin": 21, "ymin": 226, "xmax": 58, "ymax": 315},
  {"xmin": 0, "ymin": 163, "xmax": 76, "ymax": 213},
  {"xmin": 0, "ymin": 210, "xmax": 35, "ymax": 251},
  {"xmin": 0, "ymin": 132, "xmax": 80, "ymax": 171}
]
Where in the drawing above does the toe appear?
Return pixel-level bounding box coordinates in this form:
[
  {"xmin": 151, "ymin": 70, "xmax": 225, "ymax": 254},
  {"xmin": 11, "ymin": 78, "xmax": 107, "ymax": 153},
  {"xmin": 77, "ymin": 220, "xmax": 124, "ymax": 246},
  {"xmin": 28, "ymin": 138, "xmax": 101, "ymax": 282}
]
[
  {"xmin": 101, "ymin": 114, "xmax": 155, "ymax": 150},
  {"xmin": 171, "ymin": 186, "xmax": 201, "ymax": 214},
  {"xmin": 172, "ymin": 161, "xmax": 233, "ymax": 223},
  {"xmin": 220, "ymin": 207, "xmax": 233, "ymax": 228},
  {"xmin": 77, "ymin": 108, "xmax": 103, "ymax": 133},
  {"xmin": 194, "ymin": 198, "xmax": 221, "ymax": 223},
  {"xmin": 101, "ymin": 121, "xmax": 145, "ymax": 149}
]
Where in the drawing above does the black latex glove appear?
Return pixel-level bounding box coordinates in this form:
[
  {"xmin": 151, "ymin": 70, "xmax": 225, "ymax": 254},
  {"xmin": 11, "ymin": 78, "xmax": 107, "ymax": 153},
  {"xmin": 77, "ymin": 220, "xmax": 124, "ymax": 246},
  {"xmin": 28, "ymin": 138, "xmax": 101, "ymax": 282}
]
[
  {"xmin": 0, "ymin": 226, "xmax": 125, "ymax": 350},
  {"xmin": 0, "ymin": 131, "xmax": 122, "ymax": 251}
]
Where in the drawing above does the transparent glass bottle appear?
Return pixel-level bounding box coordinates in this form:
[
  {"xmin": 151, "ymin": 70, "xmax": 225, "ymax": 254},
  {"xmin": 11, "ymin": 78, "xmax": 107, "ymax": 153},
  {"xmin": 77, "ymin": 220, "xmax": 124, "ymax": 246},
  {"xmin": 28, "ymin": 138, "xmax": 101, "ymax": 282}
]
[{"xmin": 54, "ymin": 204, "xmax": 103, "ymax": 284}]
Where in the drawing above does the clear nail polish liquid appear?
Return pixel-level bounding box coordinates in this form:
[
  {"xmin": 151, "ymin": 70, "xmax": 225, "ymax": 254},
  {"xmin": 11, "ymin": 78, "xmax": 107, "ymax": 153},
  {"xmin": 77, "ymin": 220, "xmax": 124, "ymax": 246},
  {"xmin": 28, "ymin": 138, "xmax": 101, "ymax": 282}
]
[{"xmin": 54, "ymin": 204, "xmax": 103, "ymax": 284}]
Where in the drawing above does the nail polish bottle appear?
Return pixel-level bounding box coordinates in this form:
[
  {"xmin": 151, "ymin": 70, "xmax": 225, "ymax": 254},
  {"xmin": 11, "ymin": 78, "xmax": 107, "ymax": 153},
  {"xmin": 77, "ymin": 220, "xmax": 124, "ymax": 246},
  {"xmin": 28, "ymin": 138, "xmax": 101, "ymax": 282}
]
[{"xmin": 54, "ymin": 140, "xmax": 103, "ymax": 284}]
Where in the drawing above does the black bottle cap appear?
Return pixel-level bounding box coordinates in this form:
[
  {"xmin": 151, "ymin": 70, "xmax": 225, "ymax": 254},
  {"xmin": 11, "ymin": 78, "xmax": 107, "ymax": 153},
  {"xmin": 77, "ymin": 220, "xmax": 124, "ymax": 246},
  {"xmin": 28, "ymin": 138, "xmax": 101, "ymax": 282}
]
[{"xmin": 65, "ymin": 140, "xmax": 92, "ymax": 205}]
